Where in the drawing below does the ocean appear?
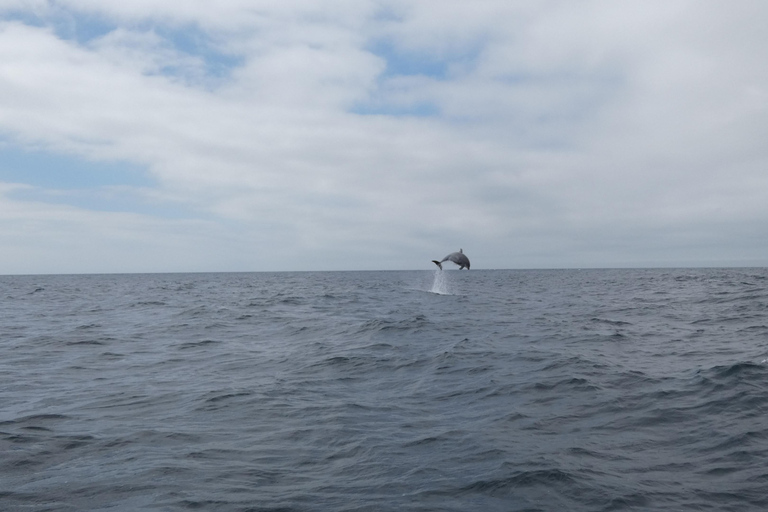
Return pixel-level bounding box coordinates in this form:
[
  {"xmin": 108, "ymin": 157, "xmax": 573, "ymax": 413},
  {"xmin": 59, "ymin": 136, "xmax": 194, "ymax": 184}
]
[{"xmin": 1, "ymin": 268, "xmax": 767, "ymax": 511}]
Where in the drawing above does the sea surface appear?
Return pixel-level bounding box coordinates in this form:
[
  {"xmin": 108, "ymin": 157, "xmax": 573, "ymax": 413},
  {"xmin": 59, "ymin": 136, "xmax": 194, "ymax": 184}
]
[{"xmin": 1, "ymin": 268, "xmax": 768, "ymax": 511}]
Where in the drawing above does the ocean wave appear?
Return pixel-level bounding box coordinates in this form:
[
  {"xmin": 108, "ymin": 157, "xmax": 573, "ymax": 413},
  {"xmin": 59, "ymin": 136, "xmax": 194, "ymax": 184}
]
[{"xmin": 3, "ymin": 268, "xmax": 768, "ymax": 511}]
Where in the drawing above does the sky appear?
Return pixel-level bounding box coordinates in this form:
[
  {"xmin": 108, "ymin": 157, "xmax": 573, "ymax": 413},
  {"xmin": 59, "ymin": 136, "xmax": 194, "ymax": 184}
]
[{"xmin": 1, "ymin": 0, "xmax": 767, "ymax": 274}]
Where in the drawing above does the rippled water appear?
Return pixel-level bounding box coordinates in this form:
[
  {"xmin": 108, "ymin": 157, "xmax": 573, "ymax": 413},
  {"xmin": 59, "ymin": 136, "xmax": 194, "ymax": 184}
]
[{"xmin": 2, "ymin": 268, "xmax": 768, "ymax": 511}]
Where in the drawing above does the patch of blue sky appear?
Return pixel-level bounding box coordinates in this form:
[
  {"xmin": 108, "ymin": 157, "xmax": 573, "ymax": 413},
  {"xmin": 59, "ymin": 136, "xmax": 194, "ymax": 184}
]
[
  {"xmin": 367, "ymin": 39, "xmax": 450, "ymax": 79},
  {"xmin": 1, "ymin": 7, "xmax": 45, "ymax": 27},
  {"xmin": 0, "ymin": 146, "xmax": 202, "ymax": 220},
  {"xmin": 350, "ymin": 101, "xmax": 440, "ymax": 117},
  {"xmin": 351, "ymin": 41, "xmax": 446, "ymax": 117},
  {"xmin": 0, "ymin": 146, "xmax": 153, "ymax": 190},
  {"xmin": 353, "ymin": 39, "xmax": 483, "ymax": 117},
  {"xmin": 152, "ymin": 24, "xmax": 244, "ymax": 80},
  {"xmin": 2, "ymin": 7, "xmax": 243, "ymax": 81},
  {"xmin": 1, "ymin": 6, "xmax": 116, "ymax": 44}
]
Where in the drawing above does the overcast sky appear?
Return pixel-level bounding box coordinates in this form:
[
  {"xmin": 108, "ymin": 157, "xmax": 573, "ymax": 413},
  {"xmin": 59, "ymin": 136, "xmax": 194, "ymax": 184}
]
[{"xmin": 1, "ymin": 1, "xmax": 767, "ymax": 274}]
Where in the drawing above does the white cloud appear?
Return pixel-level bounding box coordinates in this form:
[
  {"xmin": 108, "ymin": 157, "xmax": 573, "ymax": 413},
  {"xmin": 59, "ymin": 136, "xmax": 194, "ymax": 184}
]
[{"xmin": 1, "ymin": 1, "xmax": 768, "ymax": 273}]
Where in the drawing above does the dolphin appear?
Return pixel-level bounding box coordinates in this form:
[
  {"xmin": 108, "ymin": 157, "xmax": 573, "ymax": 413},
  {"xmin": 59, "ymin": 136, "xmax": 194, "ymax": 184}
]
[{"xmin": 432, "ymin": 249, "xmax": 470, "ymax": 270}]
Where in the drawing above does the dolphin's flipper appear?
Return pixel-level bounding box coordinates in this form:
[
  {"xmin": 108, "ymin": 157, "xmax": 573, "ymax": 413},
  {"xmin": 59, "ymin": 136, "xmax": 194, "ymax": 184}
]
[{"xmin": 431, "ymin": 260, "xmax": 443, "ymax": 270}]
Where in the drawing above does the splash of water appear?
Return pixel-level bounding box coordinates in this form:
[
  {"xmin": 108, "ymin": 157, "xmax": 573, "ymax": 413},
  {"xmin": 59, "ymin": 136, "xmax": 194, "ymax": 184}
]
[{"xmin": 430, "ymin": 269, "xmax": 450, "ymax": 295}]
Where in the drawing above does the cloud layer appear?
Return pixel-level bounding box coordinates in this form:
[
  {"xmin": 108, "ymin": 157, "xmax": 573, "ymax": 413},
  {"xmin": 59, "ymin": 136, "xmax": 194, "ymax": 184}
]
[{"xmin": 1, "ymin": 1, "xmax": 767, "ymax": 273}]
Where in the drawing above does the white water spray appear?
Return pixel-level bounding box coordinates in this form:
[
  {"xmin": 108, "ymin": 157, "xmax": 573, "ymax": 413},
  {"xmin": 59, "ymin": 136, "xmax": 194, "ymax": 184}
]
[{"xmin": 429, "ymin": 269, "xmax": 450, "ymax": 295}]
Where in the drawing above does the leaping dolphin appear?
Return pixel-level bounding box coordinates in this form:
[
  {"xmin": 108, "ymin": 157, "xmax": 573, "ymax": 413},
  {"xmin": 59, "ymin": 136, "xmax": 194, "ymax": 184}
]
[{"xmin": 432, "ymin": 249, "xmax": 470, "ymax": 270}]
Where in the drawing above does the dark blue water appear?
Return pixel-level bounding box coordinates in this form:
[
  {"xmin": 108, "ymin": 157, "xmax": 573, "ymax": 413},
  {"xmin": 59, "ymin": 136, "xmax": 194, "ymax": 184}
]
[{"xmin": 2, "ymin": 269, "xmax": 768, "ymax": 511}]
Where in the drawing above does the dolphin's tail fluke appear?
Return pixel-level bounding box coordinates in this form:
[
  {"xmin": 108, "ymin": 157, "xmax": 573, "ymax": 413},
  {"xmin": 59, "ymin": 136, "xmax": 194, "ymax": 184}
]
[{"xmin": 431, "ymin": 260, "xmax": 443, "ymax": 270}]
